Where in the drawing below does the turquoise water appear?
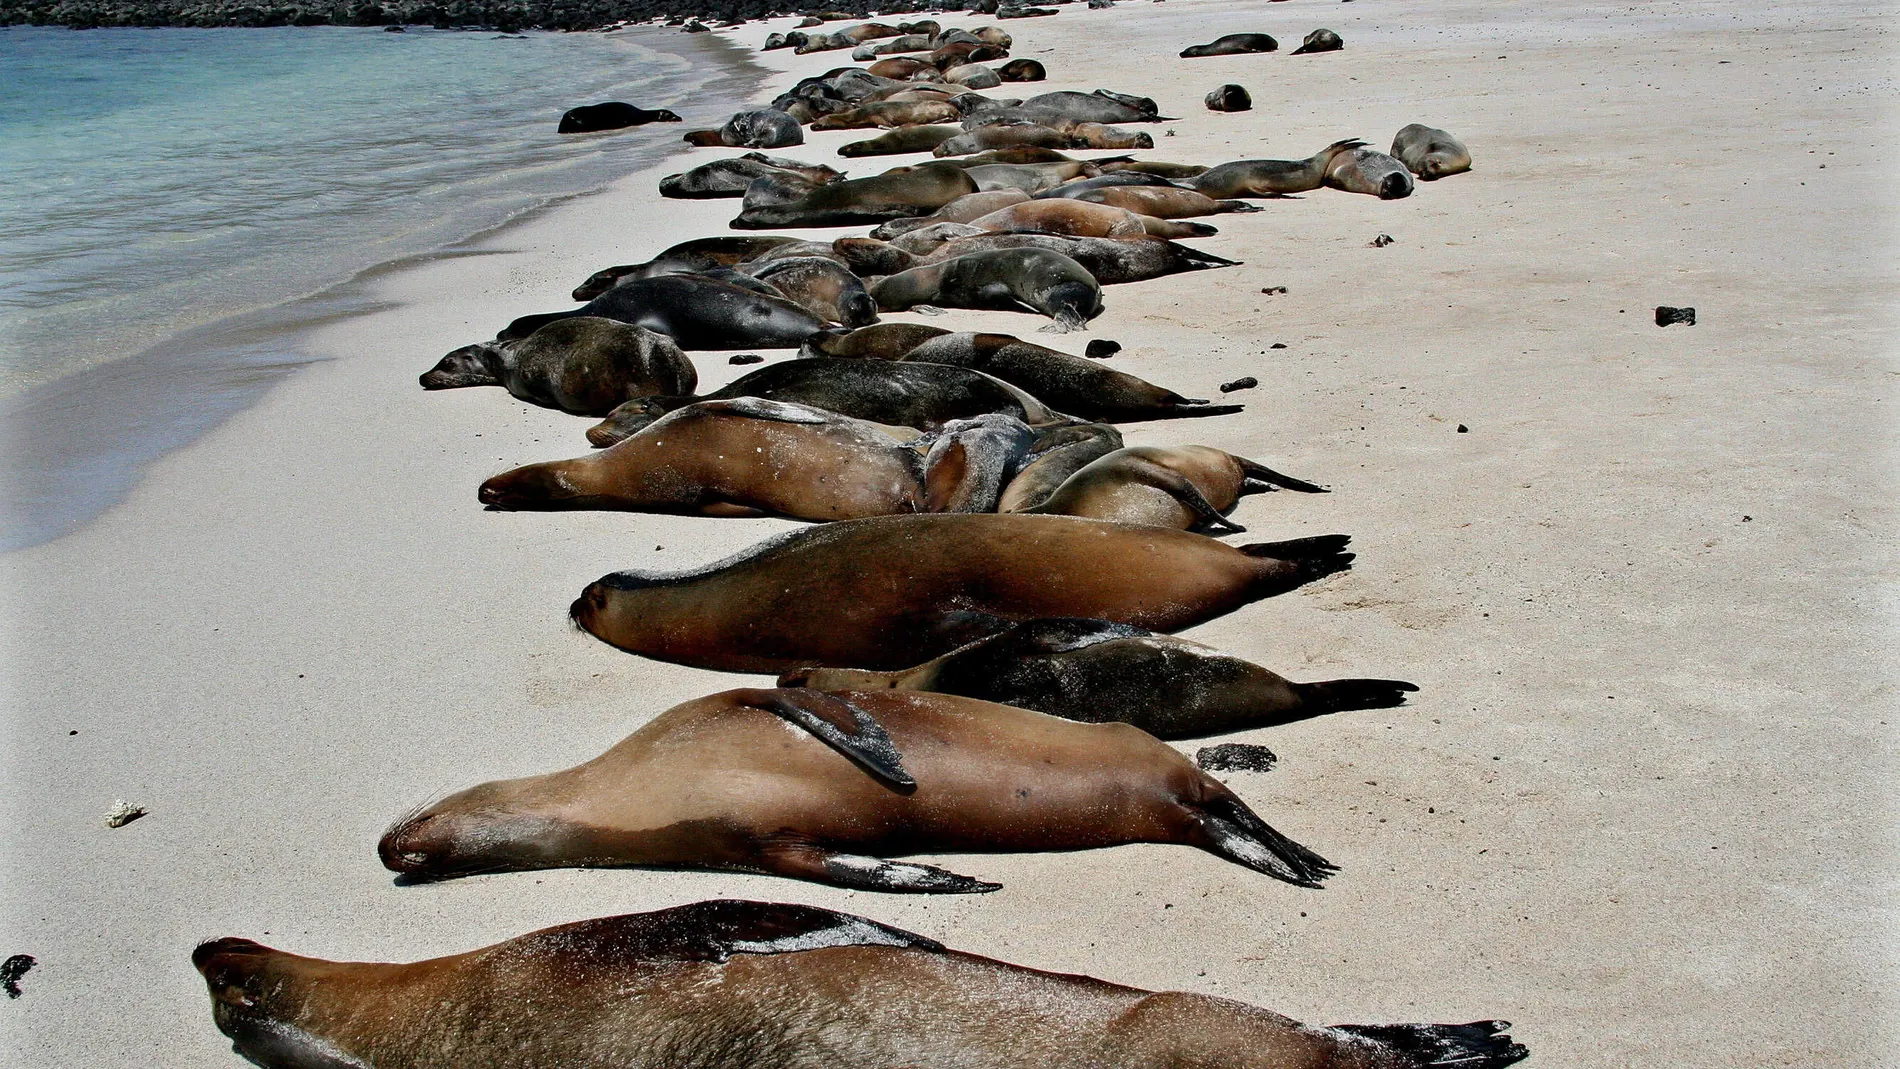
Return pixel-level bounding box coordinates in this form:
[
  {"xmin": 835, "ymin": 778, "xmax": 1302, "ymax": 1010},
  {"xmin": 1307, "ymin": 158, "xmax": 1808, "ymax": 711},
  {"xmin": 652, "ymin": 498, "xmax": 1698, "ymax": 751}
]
[{"xmin": 0, "ymin": 25, "xmax": 758, "ymax": 549}]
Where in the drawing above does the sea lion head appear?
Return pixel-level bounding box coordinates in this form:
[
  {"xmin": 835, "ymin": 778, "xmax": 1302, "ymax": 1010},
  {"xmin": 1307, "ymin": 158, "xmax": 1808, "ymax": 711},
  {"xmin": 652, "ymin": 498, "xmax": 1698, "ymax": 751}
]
[
  {"xmin": 587, "ymin": 397, "xmax": 678, "ymax": 447},
  {"xmin": 193, "ymin": 938, "xmax": 365, "ymax": 1069},
  {"xmin": 378, "ymin": 780, "xmax": 579, "ymax": 879},
  {"xmin": 1379, "ymin": 170, "xmax": 1415, "ymax": 200},
  {"xmin": 418, "ymin": 342, "xmax": 501, "ymax": 390},
  {"xmin": 1043, "ymin": 279, "xmax": 1106, "ymax": 333},
  {"xmin": 478, "ymin": 459, "xmax": 594, "ymax": 511}
]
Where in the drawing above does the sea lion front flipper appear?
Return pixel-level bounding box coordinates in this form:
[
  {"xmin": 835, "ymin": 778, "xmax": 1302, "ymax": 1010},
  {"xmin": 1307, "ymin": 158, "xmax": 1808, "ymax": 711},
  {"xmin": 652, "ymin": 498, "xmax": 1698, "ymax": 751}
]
[
  {"xmin": 1121, "ymin": 458, "xmax": 1246, "ymax": 534},
  {"xmin": 732, "ymin": 688, "xmax": 915, "ymax": 790},
  {"xmin": 805, "ymin": 849, "xmax": 1001, "ymax": 894},
  {"xmin": 1192, "ymin": 794, "xmax": 1337, "ymax": 889}
]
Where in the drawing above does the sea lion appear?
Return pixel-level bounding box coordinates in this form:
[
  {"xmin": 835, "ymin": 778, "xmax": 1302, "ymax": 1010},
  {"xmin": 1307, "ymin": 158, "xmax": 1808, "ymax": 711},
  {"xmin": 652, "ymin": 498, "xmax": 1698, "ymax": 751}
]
[
  {"xmin": 854, "ymin": 32, "xmax": 934, "ymax": 57},
  {"xmin": 742, "ymin": 256, "xmax": 880, "ymax": 328},
  {"xmin": 477, "ymin": 399, "xmax": 1012, "ymax": 521},
  {"xmin": 1180, "ymin": 32, "xmax": 1277, "ymax": 58},
  {"xmin": 901, "ymin": 233, "xmax": 1240, "ymax": 286},
  {"xmin": 733, "ymin": 163, "xmax": 980, "ymax": 229},
  {"xmin": 556, "ymin": 102, "xmax": 682, "ymax": 134},
  {"xmin": 959, "ymin": 159, "xmax": 1095, "ymax": 195},
  {"xmin": 962, "ymin": 89, "xmax": 1162, "ymax": 129},
  {"xmin": 1069, "ymin": 121, "xmax": 1157, "ymax": 149},
  {"xmin": 658, "ymin": 154, "xmax": 843, "ymax": 199},
  {"xmin": 999, "ymin": 57, "xmax": 1046, "ymax": 81},
  {"xmin": 686, "ymin": 108, "xmax": 804, "ymax": 149},
  {"xmin": 866, "ymin": 189, "xmax": 1032, "ymax": 238},
  {"xmin": 869, "ymin": 248, "xmax": 1104, "ymax": 332},
  {"xmin": 1099, "ymin": 159, "xmax": 1211, "ymax": 179},
  {"xmin": 809, "ymin": 100, "xmax": 963, "ymax": 131},
  {"xmin": 943, "ymin": 63, "xmax": 1003, "ymax": 89},
  {"xmin": 569, "ymin": 514, "xmax": 1355, "ymax": 672},
  {"xmin": 997, "ymin": 421, "xmax": 1125, "ymax": 510},
  {"xmin": 1020, "ymin": 444, "xmax": 1325, "ymax": 532},
  {"xmin": 1189, "ymin": 139, "xmax": 1367, "ymax": 198},
  {"xmin": 1325, "ymin": 144, "xmax": 1416, "ymax": 199},
  {"xmin": 195, "ymin": 900, "xmax": 1527, "ymax": 1069},
  {"xmin": 932, "ymin": 122, "xmax": 1072, "ymax": 156},
  {"xmin": 1391, "ymin": 123, "xmax": 1473, "ymax": 180},
  {"xmin": 1206, "ymin": 84, "xmax": 1252, "ymax": 111},
  {"xmin": 785, "ymin": 618, "xmax": 1419, "ymax": 739},
  {"xmin": 585, "ymin": 358, "xmax": 1066, "ymax": 446},
  {"xmin": 1291, "ymin": 28, "xmax": 1345, "ymax": 55},
  {"xmin": 495, "ymin": 275, "xmax": 829, "ymax": 351},
  {"xmin": 571, "ymin": 236, "xmax": 808, "ymax": 300},
  {"xmin": 379, "ymin": 687, "xmax": 1338, "ymax": 889},
  {"xmin": 867, "ymin": 56, "xmax": 941, "ymax": 80},
  {"xmin": 838, "ymin": 124, "xmax": 964, "ymax": 157},
  {"xmin": 420, "ymin": 318, "xmax": 695, "ymax": 416},
  {"xmin": 828, "ymin": 329, "xmax": 1244, "ymax": 422},
  {"xmin": 969, "ymin": 198, "xmax": 1219, "ymax": 239},
  {"xmin": 800, "ymin": 320, "xmax": 952, "ymax": 359},
  {"xmin": 1072, "ymin": 185, "xmax": 1261, "ymax": 219},
  {"xmin": 912, "ymin": 412, "xmax": 1040, "ymax": 513}
]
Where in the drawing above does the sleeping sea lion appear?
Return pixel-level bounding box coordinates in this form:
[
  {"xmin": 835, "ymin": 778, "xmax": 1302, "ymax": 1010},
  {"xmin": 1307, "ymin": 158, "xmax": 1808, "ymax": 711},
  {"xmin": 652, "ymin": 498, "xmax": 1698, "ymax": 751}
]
[
  {"xmin": 495, "ymin": 274, "xmax": 829, "ymax": 350},
  {"xmin": 1291, "ymin": 28, "xmax": 1345, "ymax": 55},
  {"xmin": 838, "ymin": 124, "xmax": 964, "ymax": 156},
  {"xmin": 810, "ymin": 100, "xmax": 963, "ymax": 131},
  {"xmin": 864, "ymin": 232, "xmax": 1239, "ymax": 286},
  {"xmin": 568, "ymin": 513, "xmax": 1355, "ymax": 672},
  {"xmin": 733, "ymin": 163, "xmax": 980, "ymax": 229},
  {"xmin": 868, "ymin": 248, "xmax": 1105, "ymax": 332},
  {"xmin": 658, "ymin": 153, "xmax": 843, "ymax": 199},
  {"xmin": 1072, "ymin": 185, "xmax": 1262, "ymax": 219},
  {"xmin": 1206, "ymin": 84, "xmax": 1252, "ymax": 112},
  {"xmin": 867, "ymin": 56, "xmax": 942, "ymax": 80},
  {"xmin": 943, "ymin": 63, "xmax": 1002, "ymax": 89},
  {"xmin": 742, "ymin": 256, "xmax": 880, "ymax": 328},
  {"xmin": 799, "ymin": 321, "xmax": 951, "ymax": 359},
  {"xmin": 1098, "ymin": 159, "xmax": 1211, "ymax": 179},
  {"xmin": 380, "ymin": 687, "xmax": 1338, "ymax": 891},
  {"xmin": 784, "ymin": 618, "xmax": 1419, "ymax": 739},
  {"xmin": 1180, "ymin": 32, "xmax": 1277, "ymax": 58},
  {"xmin": 189, "ymin": 899, "xmax": 1535, "ymax": 1068},
  {"xmin": 420, "ymin": 318, "xmax": 695, "ymax": 416},
  {"xmin": 1325, "ymin": 144, "xmax": 1416, "ymax": 199},
  {"xmin": 571, "ymin": 236, "xmax": 807, "ymax": 300},
  {"xmin": 585, "ymin": 358, "xmax": 1066, "ymax": 446},
  {"xmin": 969, "ymin": 198, "xmax": 1219, "ymax": 239},
  {"xmin": 997, "ymin": 421, "xmax": 1125, "ymax": 511},
  {"xmin": 1392, "ymin": 123, "xmax": 1473, "ymax": 180},
  {"xmin": 683, "ymin": 108, "xmax": 804, "ymax": 149},
  {"xmin": 1189, "ymin": 139, "xmax": 1367, "ymax": 198},
  {"xmin": 999, "ymin": 57, "xmax": 1047, "ymax": 81},
  {"xmin": 1019, "ymin": 444, "xmax": 1326, "ymax": 532},
  {"xmin": 867, "ymin": 189, "xmax": 1032, "ymax": 238}
]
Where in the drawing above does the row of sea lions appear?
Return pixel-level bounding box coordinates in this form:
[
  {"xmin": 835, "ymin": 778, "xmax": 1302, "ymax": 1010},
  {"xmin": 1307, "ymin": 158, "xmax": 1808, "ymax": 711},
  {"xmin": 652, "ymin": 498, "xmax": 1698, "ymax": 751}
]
[{"xmin": 195, "ymin": 13, "xmax": 1524, "ymax": 1069}]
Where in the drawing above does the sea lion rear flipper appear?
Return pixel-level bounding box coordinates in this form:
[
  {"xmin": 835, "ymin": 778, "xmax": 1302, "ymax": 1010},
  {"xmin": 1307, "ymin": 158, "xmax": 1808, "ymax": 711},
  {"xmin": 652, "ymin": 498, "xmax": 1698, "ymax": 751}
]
[
  {"xmin": 1235, "ymin": 456, "xmax": 1328, "ymax": 494},
  {"xmin": 1121, "ymin": 458, "xmax": 1245, "ymax": 534},
  {"xmin": 733, "ymin": 688, "xmax": 915, "ymax": 790},
  {"xmin": 1296, "ymin": 678, "xmax": 1419, "ymax": 713},
  {"xmin": 1193, "ymin": 794, "xmax": 1337, "ymax": 889},
  {"xmin": 767, "ymin": 846, "xmax": 1002, "ymax": 894},
  {"xmin": 1325, "ymin": 1021, "xmax": 1528, "ymax": 1069},
  {"xmin": 1238, "ymin": 534, "xmax": 1354, "ymax": 586}
]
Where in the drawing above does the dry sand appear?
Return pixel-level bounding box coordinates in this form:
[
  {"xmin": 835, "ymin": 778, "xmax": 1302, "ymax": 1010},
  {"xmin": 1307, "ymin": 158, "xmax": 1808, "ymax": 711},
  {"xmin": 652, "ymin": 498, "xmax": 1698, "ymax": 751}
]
[{"xmin": 3, "ymin": 0, "xmax": 1896, "ymax": 1064}]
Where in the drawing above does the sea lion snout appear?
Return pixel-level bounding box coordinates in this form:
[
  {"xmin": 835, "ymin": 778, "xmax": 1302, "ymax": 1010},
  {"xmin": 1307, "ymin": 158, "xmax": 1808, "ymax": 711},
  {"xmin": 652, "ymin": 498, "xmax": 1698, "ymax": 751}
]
[
  {"xmin": 193, "ymin": 937, "xmax": 278, "ymax": 1010},
  {"xmin": 478, "ymin": 463, "xmax": 584, "ymax": 511}
]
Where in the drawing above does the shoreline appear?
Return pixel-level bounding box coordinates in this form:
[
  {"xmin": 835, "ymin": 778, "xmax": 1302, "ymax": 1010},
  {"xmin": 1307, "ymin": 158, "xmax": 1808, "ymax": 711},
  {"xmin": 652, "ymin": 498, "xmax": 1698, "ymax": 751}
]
[
  {"xmin": 2, "ymin": 1, "xmax": 1894, "ymax": 1065},
  {"xmin": 0, "ymin": 22, "xmax": 769, "ymax": 552}
]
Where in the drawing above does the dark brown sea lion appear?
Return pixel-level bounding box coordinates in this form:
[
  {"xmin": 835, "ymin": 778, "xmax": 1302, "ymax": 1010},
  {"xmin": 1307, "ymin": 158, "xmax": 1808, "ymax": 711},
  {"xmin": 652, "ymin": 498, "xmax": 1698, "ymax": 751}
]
[
  {"xmin": 733, "ymin": 163, "xmax": 979, "ymax": 229},
  {"xmin": 682, "ymin": 108, "xmax": 803, "ymax": 149},
  {"xmin": 569, "ymin": 514, "xmax": 1354, "ymax": 673},
  {"xmin": 190, "ymin": 898, "xmax": 1532, "ymax": 1068},
  {"xmin": 584, "ymin": 358, "xmax": 1065, "ymax": 446},
  {"xmin": 1189, "ymin": 139, "xmax": 1367, "ymax": 198},
  {"xmin": 969, "ymin": 198, "xmax": 1219, "ymax": 239},
  {"xmin": 1326, "ymin": 144, "xmax": 1416, "ymax": 199},
  {"xmin": 742, "ymin": 256, "xmax": 880, "ymax": 328},
  {"xmin": 479, "ymin": 399, "xmax": 960, "ymax": 520},
  {"xmin": 810, "ymin": 100, "xmax": 963, "ymax": 131},
  {"xmin": 837, "ymin": 124, "xmax": 963, "ymax": 156},
  {"xmin": 419, "ymin": 318, "xmax": 695, "ymax": 416},
  {"xmin": 1073, "ymin": 185, "xmax": 1262, "ymax": 219},
  {"xmin": 571, "ymin": 236, "xmax": 807, "ymax": 300},
  {"xmin": 1180, "ymin": 32, "xmax": 1277, "ymax": 58},
  {"xmin": 658, "ymin": 153, "xmax": 842, "ymax": 199},
  {"xmin": 963, "ymin": 89, "xmax": 1164, "ymax": 128},
  {"xmin": 380, "ymin": 688, "xmax": 1337, "ymax": 890},
  {"xmin": 875, "ymin": 232, "xmax": 1240, "ymax": 286},
  {"xmin": 800, "ymin": 321, "xmax": 952, "ymax": 359},
  {"xmin": 1392, "ymin": 123, "xmax": 1473, "ymax": 180},
  {"xmin": 998, "ymin": 421, "xmax": 1125, "ymax": 511},
  {"xmin": 931, "ymin": 122, "xmax": 1071, "ymax": 156},
  {"xmin": 556, "ymin": 102, "xmax": 682, "ymax": 134},
  {"xmin": 1206, "ymin": 83, "xmax": 1252, "ymax": 112},
  {"xmin": 1019, "ymin": 444, "xmax": 1325, "ymax": 532},
  {"xmin": 495, "ymin": 274, "xmax": 829, "ymax": 350},
  {"xmin": 867, "ymin": 56, "xmax": 941, "ymax": 80},
  {"xmin": 1291, "ymin": 28, "xmax": 1345, "ymax": 55},
  {"xmin": 785, "ymin": 618, "xmax": 1419, "ymax": 739},
  {"xmin": 999, "ymin": 57, "xmax": 1046, "ymax": 80},
  {"xmin": 869, "ymin": 248, "xmax": 1105, "ymax": 332},
  {"xmin": 1099, "ymin": 159, "xmax": 1211, "ymax": 179}
]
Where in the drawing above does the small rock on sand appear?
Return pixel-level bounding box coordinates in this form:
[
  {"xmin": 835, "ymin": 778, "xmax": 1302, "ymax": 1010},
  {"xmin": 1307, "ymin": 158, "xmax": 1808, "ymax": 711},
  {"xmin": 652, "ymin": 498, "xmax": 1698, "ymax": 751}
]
[
  {"xmin": 1085, "ymin": 339, "xmax": 1122, "ymax": 358},
  {"xmin": 1, "ymin": 954, "xmax": 34, "ymax": 998},
  {"xmin": 1655, "ymin": 305, "xmax": 1696, "ymax": 326},
  {"xmin": 104, "ymin": 800, "xmax": 146, "ymax": 828},
  {"xmin": 1219, "ymin": 377, "xmax": 1258, "ymax": 393},
  {"xmin": 1196, "ymin": 743, "xmax": 1278, "ymax": 772},
  {"xmin": 729, "ymin": 354, "xmax": 765, "ymax": 365}
]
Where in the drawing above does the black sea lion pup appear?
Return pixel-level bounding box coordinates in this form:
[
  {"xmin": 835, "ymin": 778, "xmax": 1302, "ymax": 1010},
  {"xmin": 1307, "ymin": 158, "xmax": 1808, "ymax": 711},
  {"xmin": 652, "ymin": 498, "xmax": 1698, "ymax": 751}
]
[
  {"xmin": 1326, "ymin": 144, "xmax": 1416, "ymax": 200},
  {"xmin": 1291, "ymin": 28, "xmax": 1345, "ymax": 55},
  {"xmin": 557, "ymin": 102, "xmax": 682, "ymax": 134},
  {"xmin": 870, "ymin": 248, "xmax": 1104, "ymax": 332},
  {"xmin": 380, "ymin": 689, "xmax": 1338, "ymax": 891},
  {"xmin": 1190, "ymin": 139, "xmax": 1367, "ymax": 198},
  {"xmin": 569, "ymin": 514, "xmax": 1355, "ymax": 672},
  {"xmin": 194, "ymin": 903, "xmax": 1529, "ymax": 1069},
  {"xmin": 571, "ymin": 236, "xmax": 807, "ymax": 300},
  {"xmin": 1017, "ymin": 444, "xmax": 1327, "ymax": 533},
  {"xmin": 496, "ymin": 274, "xmax": 829, "ymax": 351},
  {"xmin": 1181, "ymin": 32, "xmax": 1277, "ymax": 57},
  {"xmin": 785, "ymin": 618, "xmax": 1419, "ymax": 739},
  {"xmin": 420, "ymin": 318, "xmax": 696, "ymax": 416},
  {"xmin": 1206, "ymin": 84, "xmax": 1252, "ymax": 112},
  {"xmin": 1392, "ymin": 123, "xmax": 1473, "ymax": 180}
]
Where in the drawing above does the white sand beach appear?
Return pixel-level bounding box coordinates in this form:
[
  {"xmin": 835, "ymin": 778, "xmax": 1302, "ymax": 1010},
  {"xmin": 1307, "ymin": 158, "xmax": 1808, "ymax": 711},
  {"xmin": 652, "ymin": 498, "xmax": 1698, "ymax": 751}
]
[{"xmin": 2, "ymin": 0, "xmax": 1895, "ymax": 1064}]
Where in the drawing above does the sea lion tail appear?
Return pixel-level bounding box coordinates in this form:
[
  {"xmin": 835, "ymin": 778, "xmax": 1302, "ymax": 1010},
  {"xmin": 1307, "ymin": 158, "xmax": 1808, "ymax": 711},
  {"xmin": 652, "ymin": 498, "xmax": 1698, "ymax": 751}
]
[
  {"xmin": 1235, "ymin": 457, "xmax": 1328, "ymax": 494},
  {"xmin": 736, "ymin": 688, "xmax": 915, "ymax": 790},
  {"xmin": 1195, "ymin": 794, "xmax": 1336, "ymax": 888},
  {"xmin": 1326, "ymin": 1021, "xmax": 1528, "ymax": 1069}
]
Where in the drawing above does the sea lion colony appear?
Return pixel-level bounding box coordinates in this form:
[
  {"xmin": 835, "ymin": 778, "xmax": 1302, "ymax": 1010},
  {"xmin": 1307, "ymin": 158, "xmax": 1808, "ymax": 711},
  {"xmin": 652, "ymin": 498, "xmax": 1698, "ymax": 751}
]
[{"xmin": 202, "ymin": 10, "xmax": 1513, "ymax": 1068}]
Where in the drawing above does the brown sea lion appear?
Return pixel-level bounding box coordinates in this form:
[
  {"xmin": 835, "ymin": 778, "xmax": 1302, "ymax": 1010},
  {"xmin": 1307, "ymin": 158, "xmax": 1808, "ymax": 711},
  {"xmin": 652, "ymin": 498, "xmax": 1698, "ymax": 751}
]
[
  {"xmin": 800, "ymin": 320, "xmax": 952, "ymax": 359},
  {"xmin": 1099, "ymin": 159, "xmax": 1211, "ymax": 179},
  {"xmin": 969, "ymin": 198, "xmax": 1219, "ymax": 238},
  {"xmin": 868, "ymin": 248, "xmax": 1104, "ymax": 332},
  {"xmin": 192, "ymin": 899, "xmax": 1530, "ymax": 1069},
  {"xmin": 1392, "ymin": 123, "xmax": 1473, "ymax": 180},
  {"xmin": 1019, "ymin": 444, "xmax": 1326, "ymax": 533},
  {"xmin": 1189, "ymin": 139, "xmax": 1367, "ymax": 198},
  {"xmin": 733, "ymin": 162, "xmax": 979, "ymax": 229},
  {"xmin": 570, "ymin": 236, "xmax": 807, "ymax": 300},
  {"xmin": 943, "ymin": 63, "xmax": 1002, "ymax": 89},
  {"xmin": 477, "ymin": 399, "xmax": 969, "ymax": 521},
  {"xmin": 958, "ymin": 159, "xmax": 1097, "ymax": 195},
  {"xmin": 810, "ymin": 99, "xmax": 963, "ymax": 131},
  {"xmin": 866, "ymin": 189, "xmax": 1031, "ymax": 238},
  {"xmin": 997, "ymin": 421, "xmax": 1125, "ymax": 511},
  {"xmin": 420, "ymin": 318, "xmax": 695, "ymax": 416},
  {"xmin": 495, "ymin": 274, "xmax": 830, "ymax": 351},
  {"xmin": 837, "ymin": 124, "xmax": 963, "ymax": 156},
  {"xmin": 886, "ymin": 232, "xmax": 1240, "ymax": 286},
  {"xmin": 380, "ymin": 687, "xmax": 1336, "ymax": 890},
  {"xmin": 569, "ymin": 514, "xmax": 1354, "ymax": 672},
  {"xmin": 584, "ymin": 358, "xmax": 1065, "ymax": 446},
  {"xmin": 1291, "ymin": 28, "xmax": 1345, "ymax": 55},
  {"xmin": 742, "ymin": 256, "xmax": 880, "ymax": 328},
  {"xmin": 933, "ymin": 123, "xmax": 1083, "ymax": 156},
  {"xmin": 867, "ymin": 56, "xmax": 941, "ymax": 80},
  {"xmin": 1073, "ymin": 185, "xmax": 1262, "ymax": 219},
  {"xmin": 999, "ymin": 56, "xmax": 1046, "ymax": 80},
  {"xmin": 1326, "ymin": 145, "xmax": 1416, "ymax": 199},
  {"xmin": 785, "ymin": 618, "xmax": 1419, "ymax": 739},
  {"xmin": 1180, "ymin": 32, "xmax": 1277, "ymax": 57}
]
